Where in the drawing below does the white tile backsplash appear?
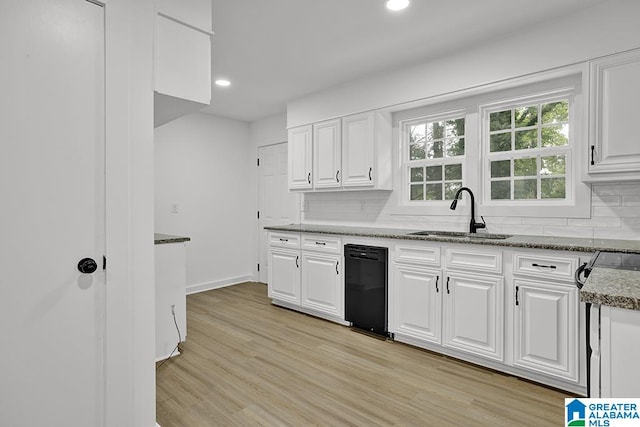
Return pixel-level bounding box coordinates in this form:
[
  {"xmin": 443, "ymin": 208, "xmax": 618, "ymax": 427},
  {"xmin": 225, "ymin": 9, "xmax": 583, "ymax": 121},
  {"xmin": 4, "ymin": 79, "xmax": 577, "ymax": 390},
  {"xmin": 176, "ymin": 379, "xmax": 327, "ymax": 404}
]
[{"xmin": 301, "ymin": 181, "xmax": 640, "ymax": 239}]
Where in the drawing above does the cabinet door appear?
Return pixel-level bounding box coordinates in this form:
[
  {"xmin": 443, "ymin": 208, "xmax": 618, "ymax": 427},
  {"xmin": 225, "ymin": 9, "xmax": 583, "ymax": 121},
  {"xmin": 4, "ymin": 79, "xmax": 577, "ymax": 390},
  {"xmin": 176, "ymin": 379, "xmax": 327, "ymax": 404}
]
[
  {"xmin": 313, "ymin": 119, "xmax": 342, "ymax": 189},
  {"xmin": 600, "ymin": 306, "xmax": 640, "ymax": 397},
  {"xmin": 301, "ymin": 252, "xmax": 343, "ymax": 318},
  {"xmin": 342, "ymin": 112, "xmax": 375, "ymax": 188},
  {"xmin": 393, "ymin": 264, "xmax": 442, "ymax": 345},
  {"xmin": 288, "ymin": 125, "xmax": 313, "ymax": 190},
  {"xmin": 513, "ymin": 279, "xmax": 578, "ymax": 382},
  {"xmin": 588, "ymin": 49, "xmax": 640, "ymax": 179},
  {"xmin": 443, "ymin": 272, "xmax": 504, "ymax": 361},
  {"xmin": 268, "ymin": 248, "xmax": 301, "ymax": 305}
]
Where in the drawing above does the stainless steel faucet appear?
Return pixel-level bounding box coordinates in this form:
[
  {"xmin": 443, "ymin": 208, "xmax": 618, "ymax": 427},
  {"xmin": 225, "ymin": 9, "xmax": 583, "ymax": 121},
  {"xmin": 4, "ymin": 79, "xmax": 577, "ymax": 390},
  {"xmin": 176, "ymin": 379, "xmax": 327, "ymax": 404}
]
[{"xmin": 450, "ymin": 187, "xmax": 486, "ymax": 233}]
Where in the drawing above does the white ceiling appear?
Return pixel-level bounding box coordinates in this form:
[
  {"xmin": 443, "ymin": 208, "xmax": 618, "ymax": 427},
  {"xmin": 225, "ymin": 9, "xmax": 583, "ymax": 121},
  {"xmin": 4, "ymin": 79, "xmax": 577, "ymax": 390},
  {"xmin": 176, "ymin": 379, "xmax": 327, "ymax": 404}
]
[{"xmin": 203, "ymin": 0, "xmax": 606, "ymax": 123}]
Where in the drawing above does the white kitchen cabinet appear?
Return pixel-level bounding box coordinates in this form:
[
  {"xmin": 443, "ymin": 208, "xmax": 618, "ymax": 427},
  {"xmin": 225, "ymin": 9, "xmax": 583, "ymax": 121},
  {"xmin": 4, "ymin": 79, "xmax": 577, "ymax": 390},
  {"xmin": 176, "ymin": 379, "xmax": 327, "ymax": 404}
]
[
  {"xmin": 587, "ymin": 48, "xmax": 640, "ymax": 181},
  {"xmin": 599, "ymin": 305, "xmax": 640, "ymax": 398},
  {"xmin": 313, "ymin": 119, "xmax": 342, "ymax": 189},
  {"xmin": 443, "ymin": 271, "xmax": 504, "ymax": 361},
  {"xmin": 267, "ymin": 248, "xmax": 300, "ymax": 305},
  {"xmin": 287, "ymin": 110, "xmax": 392, "ymax": 192},
  {"xmin": 288, "ymin": 125, "xmax": 313, "ymax": 190},
  {"xmin": 301, "ymin": 252, "xmax": 343, "ymax": 318},
  {"xmin": 393, "ymin": 263, "xmax": 442, "ymax": 345},
  {"xmin": 513, "ymin": 279, "xmax": 578, "ymax": 382},
  {"xmin": 154, "ymin": 13, "xmax": 213, "ymax": 127}
]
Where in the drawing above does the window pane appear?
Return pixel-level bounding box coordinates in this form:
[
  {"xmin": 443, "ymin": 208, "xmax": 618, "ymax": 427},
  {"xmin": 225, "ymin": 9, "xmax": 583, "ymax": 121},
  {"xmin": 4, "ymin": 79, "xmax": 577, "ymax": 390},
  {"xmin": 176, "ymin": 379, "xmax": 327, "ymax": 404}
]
[
  {"xmin": 514, "ymin": 105, "xmax": 538, "ymax": 128},
  {"xmin": 514, "ymin": 179, "xmax": 537, "ymax": 199},
  {"xmin": 541, "ymin": 124, "xmax": 569, "ymax": 147},
  {"xmin": 426, "ymin": 140, "xmax": 444, "ymax": 158},
  {"xmin": 514, "ymin": 157, "xmax": 537, "ymax": 177},
  {"xmin": 445, "ymin": 181, "xmax": 462, "ymax": 200},
  {"xmin": 491, "ymin": 181, "xmax": 511, "ymax": 200},
  {"xmin": 444, "ymin": 163, "xmax": 462, "ymax": 180},
  {"xmin": 542, "ymin": 100, "xmax": 568, "ymax": 124},
  {"xmin": 515, "ymin": 129, "xmax": 537, "ymax": 150},
  {"xmin": 425, "ymin": 183, "xmax": 442, "ymax": 200},
  {"xmin": 409, "ymin": 124, "xmax": 426, "ymax": 160},
  {"xmin": 410, "ymin": 167, "xmax": 424, "ymax": 182},
  {"xmin": 427, "ymin": 121, "xmax": 445, "ymax": 141},
  {"xmin": 490, "ymin": 132, "xmax": 511, "ymax": 152},
  {"xmin": 491, "ymin": 160, "xmax": 511, "ymax": 178},
  {"xmin": 446, "ymin": 119, "xmax": 465, "ymax": 137},
  {"xmin": 540, "ymin": 155, "xmax": 566, "ymax": 175},
  {"xmin": 541, "ymin": 178, "xmax": 566, "ymax": 199},
  {"xmin": 446, "ymin": 138, "xmax": 465, "ymax": 157},
  {"xmin": 490, "ymin": 110, "xmax": 511, "ymax": 131},
  {"xmin": 425, "ymin": 165, "xmax": 442, "ymax": 182},
  {"xmin": 410, "ymin": 184, "xmax": 424, "ymax": 200}
]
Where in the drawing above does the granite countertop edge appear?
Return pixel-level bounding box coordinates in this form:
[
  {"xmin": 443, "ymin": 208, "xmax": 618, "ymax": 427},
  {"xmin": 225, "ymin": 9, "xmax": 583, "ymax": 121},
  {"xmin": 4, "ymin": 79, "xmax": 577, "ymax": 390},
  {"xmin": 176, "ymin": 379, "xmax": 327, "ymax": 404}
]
[
  {"xmin": 263, "ymin": 224, "xmax": 640, "ymax": 253},
  {"xmin": 154, "ymin": 233, "xmax": 191, "ymax": 245},
  {"xmin": 580, "ymin": 267, "xmax": 640, "ymax": 311}
]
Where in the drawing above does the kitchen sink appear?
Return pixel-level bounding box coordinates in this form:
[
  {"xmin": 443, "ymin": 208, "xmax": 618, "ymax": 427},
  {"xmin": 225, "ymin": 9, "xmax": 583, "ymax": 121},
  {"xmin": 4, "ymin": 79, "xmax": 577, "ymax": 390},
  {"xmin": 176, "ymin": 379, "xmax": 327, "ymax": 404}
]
[{"xmin": 408, "ymin": 230, "xmax": 512, "ymax": 240}]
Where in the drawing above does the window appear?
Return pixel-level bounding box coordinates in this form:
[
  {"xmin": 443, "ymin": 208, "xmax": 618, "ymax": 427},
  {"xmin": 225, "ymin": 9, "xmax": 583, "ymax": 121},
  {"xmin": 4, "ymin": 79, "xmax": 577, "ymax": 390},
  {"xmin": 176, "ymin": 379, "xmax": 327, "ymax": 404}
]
[
  {"xmin": 485, "ymin": 99, "xmax": 570, "ymax": 201},
  {"xmin": 404, "ymin": 114, "xmax": 465, "ymax": 201}
]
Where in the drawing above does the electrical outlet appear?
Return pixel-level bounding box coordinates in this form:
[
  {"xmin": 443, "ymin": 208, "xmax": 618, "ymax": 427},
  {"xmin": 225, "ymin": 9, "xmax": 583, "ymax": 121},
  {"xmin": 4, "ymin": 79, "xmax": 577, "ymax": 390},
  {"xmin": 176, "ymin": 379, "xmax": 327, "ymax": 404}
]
[{"xmin": 171, "ymin": 203, "xmax": 179, "ymax": 214}]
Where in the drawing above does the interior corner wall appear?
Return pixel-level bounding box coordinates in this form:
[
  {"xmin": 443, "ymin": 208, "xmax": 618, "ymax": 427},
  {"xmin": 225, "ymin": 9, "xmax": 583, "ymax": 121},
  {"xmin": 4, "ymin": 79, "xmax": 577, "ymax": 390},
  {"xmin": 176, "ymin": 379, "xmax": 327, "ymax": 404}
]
[
  {"xmin": 154, "ymin": 112, "xmax": 252, "ymax": 291},
  {"xmin": 287, "ymin": 0, "xmax": 640, "ymax": 127}
]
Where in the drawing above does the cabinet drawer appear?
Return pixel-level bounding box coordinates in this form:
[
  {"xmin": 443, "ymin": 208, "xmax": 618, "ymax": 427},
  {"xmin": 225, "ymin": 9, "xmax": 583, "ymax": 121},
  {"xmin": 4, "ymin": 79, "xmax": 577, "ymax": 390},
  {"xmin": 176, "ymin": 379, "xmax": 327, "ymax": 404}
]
[
  {"xmin": 302, "ymin": 234, "xmax": 342, "ymax": 253},
  {"xmin": 395, "ymin": 244, "xmax": 440, "ymax": 267},
  {"xmin": 268, "ymin": 232, "xmax": 301, "ymax": 249},
  {"xmin": 513, "ymin": 252, "xmax": 578, "ymax": 281},
  {"xmin": 445, "ymin": 248, "xmax": 502, "ymax": 274}
]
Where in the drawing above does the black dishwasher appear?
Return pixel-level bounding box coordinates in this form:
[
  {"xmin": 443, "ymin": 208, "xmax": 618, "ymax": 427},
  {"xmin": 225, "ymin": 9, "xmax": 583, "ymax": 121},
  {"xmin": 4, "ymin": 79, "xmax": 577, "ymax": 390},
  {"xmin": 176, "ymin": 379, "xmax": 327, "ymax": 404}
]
[{"xmin": 344, "ymin": 244, "xmax": 388, "ymax": 337}]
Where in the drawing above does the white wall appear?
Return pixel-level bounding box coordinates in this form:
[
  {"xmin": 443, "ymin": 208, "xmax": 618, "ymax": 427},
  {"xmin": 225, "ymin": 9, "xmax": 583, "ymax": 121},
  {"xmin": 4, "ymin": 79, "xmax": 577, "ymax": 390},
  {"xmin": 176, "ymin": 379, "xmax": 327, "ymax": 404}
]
[
  {"xmin": 155, "ymin": 112, "xmax": 253, "ymax": 292},
  {"xmin": 288, "ymin": 0, "xmax": 640, "ymax": 127}
]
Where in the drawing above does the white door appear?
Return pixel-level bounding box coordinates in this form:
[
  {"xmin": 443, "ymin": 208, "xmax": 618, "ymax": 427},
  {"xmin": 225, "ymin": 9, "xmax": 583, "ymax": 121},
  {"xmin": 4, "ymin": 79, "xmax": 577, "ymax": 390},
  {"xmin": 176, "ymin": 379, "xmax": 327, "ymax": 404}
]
[
  {"xmin": 443, "ymin": 272, "xmax": 504, "ymax": 361},
  {"xmin": 267, "ymin": 249, "xmax": 301, "ymax": 305},
  {"xmin": 258, "ymin": 143, "xmax": 300, "ymax": 283},
  {"xmin": 513, "ymin": 279, "xmax": 578, "ymax": 381},
  {"xmin": 301, "ymin": 252, "xmax": 343, "ymax": 318},
  {"xmin": 393, "ymin": 264, "xmax": 442, "ymax": 344},
  {"xmin": 313, "ymin": 119, "xmax": 342, "ymax": 189},
  {"xmin": 0, "ymin": 1, "xmax": 105, "ymax": 425},
  {"xmin": 287, "ymin": 125, "xmax": 313, "ymax": 190},
  {"xmin": 342, "ymin": 112, "xmax": 375, "ymax": 187}
]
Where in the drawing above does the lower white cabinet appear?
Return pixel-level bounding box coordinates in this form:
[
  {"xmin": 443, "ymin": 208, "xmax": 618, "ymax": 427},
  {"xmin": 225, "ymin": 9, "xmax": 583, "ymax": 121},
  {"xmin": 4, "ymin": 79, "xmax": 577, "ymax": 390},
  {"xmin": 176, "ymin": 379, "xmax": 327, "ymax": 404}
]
[
  {"xmin": 513, "ymin": 279, "xmax": 578, "ymax": 382},
  {"xmin": 393, "ymin": 263, "xmax": 442, "ymax": 345},
  {"xmin": 443, "ymin": 271, "xmax": 504, "ymax": 361},
  {"xmin": 268, "ymin": 248, "xmax": 300, "ymax": 305},
  {"xmin": 267, "ymin": 232, "xmax": 344, "ymax": 323},
  {"xmin": 301, "ymin": 251, "xmax": 343, "ymax": 318}
]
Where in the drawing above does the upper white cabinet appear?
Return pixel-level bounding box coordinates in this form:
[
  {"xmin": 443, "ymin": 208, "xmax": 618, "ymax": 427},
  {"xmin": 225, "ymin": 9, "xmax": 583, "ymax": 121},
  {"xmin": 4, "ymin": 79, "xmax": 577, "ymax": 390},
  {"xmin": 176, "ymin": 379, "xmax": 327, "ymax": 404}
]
[
  {"xmin": 313, "ymin": 119, "xmax": 342, "ymax": 189},
  {"xmin": 153, "ymin": 1, "xmax": 213, "ymax": 127},
  {"xmin": 587, "ymin": 49, "xmax": 640, "ymax": 181},
  {"xmin": 288, "ymin": 125, "xmax": 313, "ymax": 190},
  {"xmin": 288, "ymin": 111, "xmax": 392, "ymax": 192}
]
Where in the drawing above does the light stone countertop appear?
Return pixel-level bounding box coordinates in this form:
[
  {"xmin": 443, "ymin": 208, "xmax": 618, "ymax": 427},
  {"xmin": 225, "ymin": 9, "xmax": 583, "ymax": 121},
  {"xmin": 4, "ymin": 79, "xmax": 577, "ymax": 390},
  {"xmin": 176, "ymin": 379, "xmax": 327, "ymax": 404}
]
[
  {"xmin": 154, "ymin": 233, "xmax": 191, "ymax": 245},
  {"xmin": 580, "ymin": 267, "xmax": 640, "ymax": 311},
  {"xmin": 264, "ymin": 223, "xmax": 640, "ymax": 253}
]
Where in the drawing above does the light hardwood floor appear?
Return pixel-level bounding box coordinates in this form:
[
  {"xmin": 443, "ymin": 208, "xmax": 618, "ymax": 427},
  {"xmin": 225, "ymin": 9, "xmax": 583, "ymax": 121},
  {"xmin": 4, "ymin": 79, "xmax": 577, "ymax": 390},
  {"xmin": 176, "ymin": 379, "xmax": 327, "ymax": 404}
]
[{"xmin": 156, "ymin": 282, "xmax": 573, "ymax": 426}]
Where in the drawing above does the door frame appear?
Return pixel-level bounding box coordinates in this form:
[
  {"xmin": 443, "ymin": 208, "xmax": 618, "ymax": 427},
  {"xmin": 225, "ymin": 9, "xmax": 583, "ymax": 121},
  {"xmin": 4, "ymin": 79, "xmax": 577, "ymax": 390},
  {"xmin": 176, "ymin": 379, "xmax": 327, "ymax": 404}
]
[{"xmin": 101, "ymin": 1, "xmax": 156, "ymax": 426}]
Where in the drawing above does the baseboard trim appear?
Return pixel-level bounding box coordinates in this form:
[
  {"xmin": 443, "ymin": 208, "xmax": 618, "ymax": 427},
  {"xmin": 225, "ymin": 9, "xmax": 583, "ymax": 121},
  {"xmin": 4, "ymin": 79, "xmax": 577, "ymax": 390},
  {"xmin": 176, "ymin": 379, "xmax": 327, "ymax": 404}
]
[{"xmin": 186, "ymin": 275, "xmax": 253, "ymax": 295}]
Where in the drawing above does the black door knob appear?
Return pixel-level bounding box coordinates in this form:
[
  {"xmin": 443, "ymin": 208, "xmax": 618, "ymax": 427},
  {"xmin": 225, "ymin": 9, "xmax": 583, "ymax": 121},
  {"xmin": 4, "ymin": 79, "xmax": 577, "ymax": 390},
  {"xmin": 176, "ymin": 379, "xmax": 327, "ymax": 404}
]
[{"xmin": 77, "ymin": 258, "xmax": 98, "ymax": 274}]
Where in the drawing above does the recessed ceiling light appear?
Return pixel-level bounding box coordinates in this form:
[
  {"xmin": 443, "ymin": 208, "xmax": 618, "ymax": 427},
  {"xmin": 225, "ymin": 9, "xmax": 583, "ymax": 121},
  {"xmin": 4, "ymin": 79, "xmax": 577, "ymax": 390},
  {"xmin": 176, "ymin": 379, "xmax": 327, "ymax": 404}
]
[
  {"xmin": 385, "ymin": 0, "xmax": 410, "ymax": 11},
  {"xmin": 215, "ymin": 79, "xmax": 231, "ymax": 87}
]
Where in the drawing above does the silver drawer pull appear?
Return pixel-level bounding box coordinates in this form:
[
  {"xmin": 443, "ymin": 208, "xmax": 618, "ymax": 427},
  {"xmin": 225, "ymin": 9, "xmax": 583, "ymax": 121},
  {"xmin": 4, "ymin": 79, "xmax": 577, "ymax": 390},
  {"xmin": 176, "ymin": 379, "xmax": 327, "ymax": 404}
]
[{"xmin": 532, "ymin": 263, "xmax": 556, "ymax": 269}]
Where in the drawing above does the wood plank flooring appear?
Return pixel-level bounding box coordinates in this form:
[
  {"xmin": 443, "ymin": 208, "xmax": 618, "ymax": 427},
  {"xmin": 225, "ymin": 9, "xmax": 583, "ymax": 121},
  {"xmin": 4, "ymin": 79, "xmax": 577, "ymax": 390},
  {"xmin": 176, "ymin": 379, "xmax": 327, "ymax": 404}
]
[{"xmin": 156, "ymin": 282, "xmax": 573, "ymax": 426}]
